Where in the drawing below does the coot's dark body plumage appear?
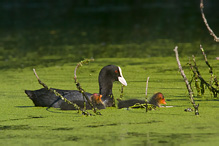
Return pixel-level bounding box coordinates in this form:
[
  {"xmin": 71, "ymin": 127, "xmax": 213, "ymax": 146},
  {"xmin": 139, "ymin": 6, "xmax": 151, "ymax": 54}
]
[
  {"xmin": 25, "ymin": 88, "xmax": 92, "ymax": 108},
  {"xmin": 117, "ymin": 92, "xmax": 166, "ymax": 109},
  {"xmin": 60, "ymin": 100, "xmax": 105, "ymax": 110},
  {"xmin": 117, "ymin": 99, "xmax": 145, "ymax": 109},
  {"xmin": 61, "ymin": 93, "xmax": 105, "ymax": 110},
  {"xmin": 25, "ymin": 65, "xmax": 127, "ymax": 109}
]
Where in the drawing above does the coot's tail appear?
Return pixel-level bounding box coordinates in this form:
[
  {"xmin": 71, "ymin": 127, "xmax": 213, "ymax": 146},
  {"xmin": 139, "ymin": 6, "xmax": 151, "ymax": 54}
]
[
  {"xmin": 24, "ymin": 88, "xmax": 61, "ymax": 108},
  {"xmin": 25, "ymin": 90, "xmax": 34, "ymax": 100}
]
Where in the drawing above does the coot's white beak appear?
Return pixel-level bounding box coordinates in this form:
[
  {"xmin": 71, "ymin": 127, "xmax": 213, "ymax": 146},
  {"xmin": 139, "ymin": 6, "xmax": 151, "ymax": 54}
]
[{"xmin": 118, "ymin": 67, "xmax": 127, "ymax": 86}]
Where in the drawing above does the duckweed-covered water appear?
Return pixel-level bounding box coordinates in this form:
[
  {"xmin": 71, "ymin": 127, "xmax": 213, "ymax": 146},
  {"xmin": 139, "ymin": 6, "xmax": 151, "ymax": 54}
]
[{"xmin": 0, "ymin": 58, "xmax": 219, "ymax": 145}]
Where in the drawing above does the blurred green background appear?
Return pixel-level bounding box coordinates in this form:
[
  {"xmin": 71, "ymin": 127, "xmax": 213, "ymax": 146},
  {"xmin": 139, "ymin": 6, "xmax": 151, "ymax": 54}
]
[{"xmin": 0, "ymin": 0, "xmax": 218, "ymax": 69}]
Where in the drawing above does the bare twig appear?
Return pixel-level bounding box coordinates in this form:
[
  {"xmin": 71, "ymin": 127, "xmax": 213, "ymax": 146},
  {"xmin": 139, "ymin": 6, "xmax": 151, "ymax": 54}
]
[
  {"xmin": 119, "ymin": 85, "xmax": 125, "ymax": 101},
  {"xmin": 191, "ymin": 55, "xmax": 218, "ymax": 97},
  {"xmin": 188, "ymin": 58, "xmax": 195, "ymax": 89},
  {"xmin": 73, "ymin": 59, "xmax": 102, "ymax": 115},
  {"xmin": 145, "ymin": 77, "xmax": 150, "ymax": 112},
  {"xmin": 187, "ymin": 60, "xmax": 203, "ymax": 96},
  {"xmin": 200, "ymin": 45, "xmax": 218, "ymax": 88},
  {"xmin": 33, "ymin": 69, "xmax": 49, "ymax": 90},
  {"xmin": 74, "ymin": 59, "xmax": 94, "ymax": 81},
  {"xmin": 200, "ymin": 0, "xmax": 219, "ymax": 42},
  {"xmin": 200, "ymin": 45, "xmax": 213, "ymax": 74},
  {"xmin": 173, "ymin": 46, "xmax": 199, "ymax": 115},
  {"xmin": 192, "ymin": 55, "xmax": 205, "ymax": 95},
  {"xmin": 174, "ymin": 47, "xmax": 195, "ymax": 104},
  {"xmin": 33, "ymin": 69, "xmax": 92, "ymax": 116},
  {"xmin": 145, "ymin": 77, "xmax": 150, "ymax": 97}
]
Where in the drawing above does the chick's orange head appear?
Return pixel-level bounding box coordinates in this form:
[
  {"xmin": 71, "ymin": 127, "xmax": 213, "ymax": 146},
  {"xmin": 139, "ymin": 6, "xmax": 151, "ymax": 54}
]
[
  {"xmin": 160, "ymin": 98, "xmax": 166, "ymax": 105},
  {"xmin": 92, "ymin": 93, "xmax": 103, "ymax": 103},
  {"xmin": 157, "ymin": 92, "xmax": 166, "ymax": 105}
]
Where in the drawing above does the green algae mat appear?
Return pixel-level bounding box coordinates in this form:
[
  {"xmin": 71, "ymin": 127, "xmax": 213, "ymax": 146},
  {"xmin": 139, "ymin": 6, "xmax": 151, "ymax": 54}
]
[{"xmin": 0, "ymin": 57, "xmax": 219, "ymax": 145}]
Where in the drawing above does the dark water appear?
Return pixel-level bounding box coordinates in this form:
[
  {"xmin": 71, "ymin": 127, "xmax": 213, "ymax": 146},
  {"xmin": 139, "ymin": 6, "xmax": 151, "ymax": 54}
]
[{"xmin": 0, "ymin": 0, "xmax": 219, "ymax": 69}]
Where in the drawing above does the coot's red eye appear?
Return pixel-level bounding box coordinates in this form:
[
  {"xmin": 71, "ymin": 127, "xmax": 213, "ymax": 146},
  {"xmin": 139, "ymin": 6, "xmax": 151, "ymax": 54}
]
[{"xmin": 115, "ymin": 70, "xmax": 118, "ymax": 73}]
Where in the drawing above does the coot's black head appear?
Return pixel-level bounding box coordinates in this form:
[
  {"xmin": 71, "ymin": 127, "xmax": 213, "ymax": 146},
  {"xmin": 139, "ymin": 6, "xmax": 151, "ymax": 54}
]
[
  {"xmin": 99, "ymin": 65, "xmax": 127, "ymax": 86},
  {"xmin": 98, "ymin": 65, "xmax": 127, "ymax": 107}
]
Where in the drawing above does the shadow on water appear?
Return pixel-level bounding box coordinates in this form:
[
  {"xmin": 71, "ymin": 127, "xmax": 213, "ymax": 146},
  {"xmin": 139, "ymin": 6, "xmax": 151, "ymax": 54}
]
[
  {"xmin": 0, "ymin": 124, "xmax": 48, "ymax": 130},
  {"xmin": 0, "ymin": 125, "xmax": 30, "ymax": 130},
  {"xmin": 124, "ymin": 132, "xmax": 218, "ymax": 144},
  {"xmin": 52, "ymin": 127, "xmax": 75, "ymax": 131},
  {"xmin": 60, "ymin": 131, "xmax": 218, "ymax": 144},
  {"xmin": 15, "ymin": 106, "xmax": 82, "ymax": 115},
  {"xmin": 15, "ymin": 106, "xmax": 35, "ymax": 108},
  {"xmin": 0, "ymin": 116, "xmax": 45, "ymax": 123},
  {"xmin": 1, "ymin": 120, "xmax": 218, "ymax": 144},
  {"xmin": 64, "ymin": 136, "xmax": 81, "ymax": 141},
  {"xmin": 86, "ymin": 120, "xmax": 162, "ymax": 128}
]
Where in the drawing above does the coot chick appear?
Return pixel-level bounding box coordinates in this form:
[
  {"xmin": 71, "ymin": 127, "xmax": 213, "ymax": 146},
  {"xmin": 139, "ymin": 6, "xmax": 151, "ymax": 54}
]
[
  {"xmin": 117, "ymin": 92, "xmax": 166, "ymax": 109},
  {"xmin": 61, "ymin": 93, "xmax": 105, "ymax": 110},
  {"xmin": 25, "ymin": 65, "xmax": 127, "ymax": 108}
]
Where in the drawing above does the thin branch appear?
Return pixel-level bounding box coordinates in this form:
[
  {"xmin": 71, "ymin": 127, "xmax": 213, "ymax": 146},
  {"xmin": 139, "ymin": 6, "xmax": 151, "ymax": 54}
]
[
  {"xmin": 200, "ymin": 45, "xmax": 218, "ymax": 88},
  {"xmin": 33, "ymin": 69, "xmax": 92, "ymax": 116},
  {"xmin": 200, "ymin": 45, "xmax": 213, "ymax": 74},
  {"xmin": 188, "ymin": 61, "xmax": 203, "ymax": 95},
  {"xmin": 192, "ymin": 55, "xmax": 205, "ymax": 95},
  {"xmin": 33, "ymin": 69, "xmax": 49, "ymax": 90},
  {"xmin": 200, "ymin": 0, "xmax": 219, "ymax": 42},
  {"xmin": 73, "ymin": 59, "xmax": 101, "ymax": 115},
  {"xmin": 188, "ymin": 58, "xmax": 195, "ymax": 90},
  {"xmin": 145, "ymin": 77, "xmax": 150, "ymax": 97},
  {"xmin": 174, "ymin": 47, "xmax": 195, "ymax": 104},
  {"xmin": 119, "ymin": 85, "xmax": 125, "ymax": 101},
  {"xmin": 192, "ymin": 55, "xmax": 218, "ymax": 97},
  {"xmin": 74, "ymin": 59, "xmax": 94, "ymax": 81},
  {"xmin": 145, "ymin": 77, "xmax": 150, "ymax": 112},
  {"xmin": 173, "ymin": 46, "xmax": 199, "ymax": 115}
]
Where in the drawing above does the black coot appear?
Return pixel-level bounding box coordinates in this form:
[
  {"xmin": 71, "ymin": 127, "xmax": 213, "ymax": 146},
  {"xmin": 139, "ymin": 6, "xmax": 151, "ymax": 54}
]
[{"xmin": 25, "ymin": 65, "xmax": 127, "ymax": 109}]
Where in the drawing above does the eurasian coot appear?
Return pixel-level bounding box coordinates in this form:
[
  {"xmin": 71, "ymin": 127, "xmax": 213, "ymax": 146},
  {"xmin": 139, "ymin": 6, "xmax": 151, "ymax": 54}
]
[
  {"xmin": 117, "ymin": 92, "xmax": 166, "ymax": 109},
  {"xmin": 25, "ymin": 65, "xmax": 127, "ymax": 108}
]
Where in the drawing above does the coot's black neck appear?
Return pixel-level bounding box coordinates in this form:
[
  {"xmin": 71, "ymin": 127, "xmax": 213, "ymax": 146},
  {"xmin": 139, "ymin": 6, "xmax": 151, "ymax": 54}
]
[
  {"xmin": 99, "ymin": 79, "xmax": 113, "ymax": 100},
  {"xmin": 98, "ymin": 66, "xmax": 116, "ymax": 107}
]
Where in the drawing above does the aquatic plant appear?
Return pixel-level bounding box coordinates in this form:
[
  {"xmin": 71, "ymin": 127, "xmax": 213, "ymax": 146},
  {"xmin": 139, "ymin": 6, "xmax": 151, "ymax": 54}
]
[{"xmin": 187, "ymin": 45, "xmax": 218, "ymax": 98}]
